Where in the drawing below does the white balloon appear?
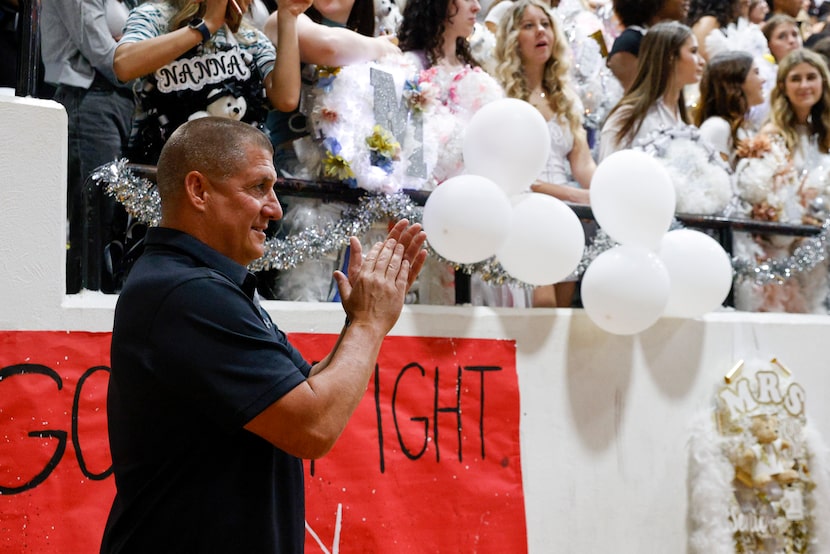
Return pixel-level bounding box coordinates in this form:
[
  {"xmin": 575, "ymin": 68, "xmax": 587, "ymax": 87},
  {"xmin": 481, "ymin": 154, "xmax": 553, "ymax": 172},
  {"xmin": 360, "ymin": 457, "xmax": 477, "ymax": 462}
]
[
  {"xmin": 422, "ymin": 174, "xmax": 512, "ymax": 264},
  {"xmin": 581, "ymin": 245, "xmax": 671, "ymax": 335},
  {"xmin": 658, "ymin": 229, "xmax": 733, "ymax": 318},
  {"xmin": 590, "ymin": 150, "xmax": 676, "ymax": 250},
  {"xmin": 496, "ymin": 193, "xmax": 585, "ymax": 285},
  {"xmin": 463, "ymin": 98, "xmax": 550, "ymax": 196}
]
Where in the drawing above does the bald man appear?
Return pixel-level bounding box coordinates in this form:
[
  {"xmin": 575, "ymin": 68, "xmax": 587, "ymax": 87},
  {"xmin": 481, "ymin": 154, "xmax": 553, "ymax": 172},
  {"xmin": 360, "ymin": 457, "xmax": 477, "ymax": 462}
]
[{"xmin": 101, "ymin": 117, "xmax": 426, "ymax": 552}]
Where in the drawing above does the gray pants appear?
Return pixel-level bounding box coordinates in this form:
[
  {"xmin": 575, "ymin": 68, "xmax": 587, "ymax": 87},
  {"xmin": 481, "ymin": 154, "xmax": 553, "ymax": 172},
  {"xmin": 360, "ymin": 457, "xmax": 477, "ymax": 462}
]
[{"xmin": 53, "ymin": 80, "xmax": 134, "ymax": 293}]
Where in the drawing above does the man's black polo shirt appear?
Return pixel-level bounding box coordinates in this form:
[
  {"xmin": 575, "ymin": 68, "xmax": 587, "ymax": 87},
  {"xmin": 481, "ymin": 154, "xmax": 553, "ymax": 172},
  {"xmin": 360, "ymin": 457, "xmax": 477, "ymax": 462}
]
[{"xmin": 101, "ymin": 227, "xmax": 312, "ymax": 553}]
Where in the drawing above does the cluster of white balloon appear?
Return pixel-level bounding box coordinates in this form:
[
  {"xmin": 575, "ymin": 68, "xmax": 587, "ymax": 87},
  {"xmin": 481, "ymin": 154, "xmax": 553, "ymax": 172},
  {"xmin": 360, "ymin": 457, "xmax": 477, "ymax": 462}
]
[
  {"xmin": 421, "ymin": 99, "xmax": 734, "ymax": 335},
  {"xmin": 422, "ymin": 98, "xmax": 587, "ymax": 286},
  {"xmin": 583, "ymin": 149, "xmax": 734, "ymax": 335}
]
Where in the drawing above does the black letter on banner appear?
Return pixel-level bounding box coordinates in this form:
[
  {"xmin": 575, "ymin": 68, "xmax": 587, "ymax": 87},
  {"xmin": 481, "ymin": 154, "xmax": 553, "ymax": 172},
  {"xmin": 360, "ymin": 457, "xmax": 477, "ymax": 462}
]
[
  {"xmin": 0, "ymin": 364, "xmax": 67, "ymax": 494},
  {"xmin": 393, "ymin": 362, "xmax": 429, "ymax": 460},
  {"xmin": 374, "ymin": 364, "xmax": 386, "ymax": 473},
  {"xmin": 463, "ymin": 366, "xmax": 502, "ymax": 460},
  {"xmin": 433, "ymin": 365, "xmax": 462, "ymax": 463},
  {"xmin": 72, "ymin": 365, "xmax": 113, "ymax": 480}
]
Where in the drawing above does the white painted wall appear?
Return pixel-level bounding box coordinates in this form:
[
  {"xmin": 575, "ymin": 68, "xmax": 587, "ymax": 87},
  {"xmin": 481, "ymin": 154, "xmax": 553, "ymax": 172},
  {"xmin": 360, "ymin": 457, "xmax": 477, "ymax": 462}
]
[{"xmin": 2, "ymin": 95, "xmax": 829, "ymax": 553}]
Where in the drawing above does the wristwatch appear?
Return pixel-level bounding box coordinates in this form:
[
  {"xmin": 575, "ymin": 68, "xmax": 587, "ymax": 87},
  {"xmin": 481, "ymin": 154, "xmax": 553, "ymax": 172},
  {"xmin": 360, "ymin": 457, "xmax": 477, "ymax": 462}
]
[{"xmin": 188, "ymin": 18, "xmax": 212, "ymax": 44}]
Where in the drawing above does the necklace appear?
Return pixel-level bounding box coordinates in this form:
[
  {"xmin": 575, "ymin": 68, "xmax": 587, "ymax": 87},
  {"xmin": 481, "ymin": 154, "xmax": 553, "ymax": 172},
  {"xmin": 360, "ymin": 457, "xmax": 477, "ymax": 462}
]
[{"xmin": 529, "ymin": 90, "xmax": 547, "ymax": 108}]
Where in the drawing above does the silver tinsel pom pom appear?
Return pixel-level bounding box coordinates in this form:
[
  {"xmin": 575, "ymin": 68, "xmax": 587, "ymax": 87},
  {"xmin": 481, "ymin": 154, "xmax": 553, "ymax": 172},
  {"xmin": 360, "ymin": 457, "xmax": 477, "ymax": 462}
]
[
  {"xmin": 250, "ymin": 192, "xmax": 421, "ymax": 272},
  {"xmin": 92, "ymin": 159, "xmax": 161, "ymax": 226}
]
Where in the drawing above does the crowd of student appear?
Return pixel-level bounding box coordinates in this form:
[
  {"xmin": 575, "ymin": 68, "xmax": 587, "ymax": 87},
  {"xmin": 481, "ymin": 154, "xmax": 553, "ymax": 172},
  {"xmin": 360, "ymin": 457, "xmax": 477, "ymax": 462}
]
[{"xmin": 13, "ymin": 0, "xmax": 830, "ymax": 312}]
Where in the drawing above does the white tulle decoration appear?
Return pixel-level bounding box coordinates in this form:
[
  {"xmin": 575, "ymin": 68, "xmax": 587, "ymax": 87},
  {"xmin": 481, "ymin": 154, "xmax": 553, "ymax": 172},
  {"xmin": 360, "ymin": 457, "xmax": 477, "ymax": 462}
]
[
  {"xmin": 300, "ymin": 57, "xmax": 504, "ymax": 193},
  {"xmin": 273, "ymin": 198, "xmax": 346, "ymax": 302},
  {"xmin": 705, "ymin": 18, "xmax": 769, "ymax": 61},
  {"xmin": 469, "ymin": 22, "xmax": 497, "ymax": 75},
  {"xmin": 417, "ymin": 65, "xmax": 505, "ymax": 187},
  {"xmin": 556, "ymin": 0, "xmax": 622, "ymax": 130},
  {"xmin": 635, "ymin": 126, "xmax": 733, "ymax": 215},
  {"xmin": 734, "ymin": 134, "xmax": 803, "ymax": 220}
]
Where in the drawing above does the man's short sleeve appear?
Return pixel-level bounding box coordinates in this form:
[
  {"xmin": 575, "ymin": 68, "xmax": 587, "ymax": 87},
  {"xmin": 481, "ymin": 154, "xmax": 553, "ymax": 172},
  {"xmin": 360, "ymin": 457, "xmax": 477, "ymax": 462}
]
[{"xmin": 118, "ymin": 3, "xmax": 170, "ymax": 45}]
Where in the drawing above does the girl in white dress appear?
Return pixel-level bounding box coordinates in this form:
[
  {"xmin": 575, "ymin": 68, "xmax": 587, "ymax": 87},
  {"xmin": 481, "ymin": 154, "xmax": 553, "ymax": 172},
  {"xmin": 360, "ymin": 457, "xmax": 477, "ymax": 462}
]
[
  {"xmin": 493, "ymin": 0, "xmax": 595, "ymax": 306},
  {"xmin": 762, "ymin": 49, "xmax": 830, "ymax": 187},
  {"xmin": 733, "ymin": 48, "xmax": 830, "ymax": 313},
  {"xmin": 399, "ymin": 0, "xmax": 508, "ymax": 306},
  {"xmin": 599, "ymin": 21, "xmax": 705, "ymax": 160},
  {"xmin": 695, "ymin": 50, "xmax": 766, "ymax": 167},
  {"xmin": 493, "ymin": 0, "xmax": 595, "ymax": 204}
]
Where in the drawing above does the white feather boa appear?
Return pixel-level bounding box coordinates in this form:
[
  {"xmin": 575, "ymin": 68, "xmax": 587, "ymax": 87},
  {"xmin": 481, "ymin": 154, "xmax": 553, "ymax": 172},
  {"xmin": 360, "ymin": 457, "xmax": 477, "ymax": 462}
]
[
  {"xmin": 635, "ymin": 126, "xmax": 733, "ymax": 215},
  {"xmin": 296, "ymin": 57, "xmax": 504, "ymax": 193},
  {"xmin": 688, "ymin": 360, "xmax": 830, "ymax": 553}
]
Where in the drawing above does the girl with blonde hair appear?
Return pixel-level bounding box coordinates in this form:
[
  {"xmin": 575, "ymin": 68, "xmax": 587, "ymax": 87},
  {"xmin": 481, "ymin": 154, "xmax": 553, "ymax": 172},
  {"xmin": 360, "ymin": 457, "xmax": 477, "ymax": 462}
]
[
  {"xmin": 732, "ymin": 48, "xmax": 830, "ymax": 313},
  {"xmin": 764, "ymin": 47, "xmax": 830, "ymax": 159},
  {"xmin": 494, "ymin": 0, "xmax": 595, "ymax": 307},
  {"xmin": 494, "ymin": 0, "xmax": 594, "ymax": 202}
]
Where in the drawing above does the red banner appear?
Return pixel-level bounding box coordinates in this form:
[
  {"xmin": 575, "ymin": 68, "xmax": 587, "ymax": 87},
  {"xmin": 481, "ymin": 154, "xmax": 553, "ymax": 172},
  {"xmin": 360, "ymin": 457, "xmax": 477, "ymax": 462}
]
[
  {"xmin": 0, "ymin": 331, "xmax": 526, "ymax": 553},
  {"xmin": 0, "ymin": 331, "xmax": 113, "ymax": 553}
]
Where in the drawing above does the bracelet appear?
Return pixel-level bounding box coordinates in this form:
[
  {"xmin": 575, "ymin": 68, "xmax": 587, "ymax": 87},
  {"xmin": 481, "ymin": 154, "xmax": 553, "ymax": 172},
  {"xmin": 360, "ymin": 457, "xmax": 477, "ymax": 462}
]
[{"xmin": 188, "ymin": 18, "xmax": 212, "ymax": 45}]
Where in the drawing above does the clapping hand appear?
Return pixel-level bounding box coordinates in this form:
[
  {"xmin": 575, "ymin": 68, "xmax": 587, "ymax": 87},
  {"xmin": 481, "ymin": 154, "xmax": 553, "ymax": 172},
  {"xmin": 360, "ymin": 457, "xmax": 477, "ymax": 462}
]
[
  {"xmin": 380, "ymin": 219, "xmax": 427, "ymax": 291},
  {"xmin": 334, "ymin": 220, "xmax": 427, "ymax": 332}
]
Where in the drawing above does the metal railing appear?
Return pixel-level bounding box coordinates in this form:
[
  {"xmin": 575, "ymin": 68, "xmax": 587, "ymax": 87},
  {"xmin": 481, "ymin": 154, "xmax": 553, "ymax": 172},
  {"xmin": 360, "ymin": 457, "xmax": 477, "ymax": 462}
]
[{"xmin": 80, "ymin": 166, "xmax": 823, "ymax": 305}]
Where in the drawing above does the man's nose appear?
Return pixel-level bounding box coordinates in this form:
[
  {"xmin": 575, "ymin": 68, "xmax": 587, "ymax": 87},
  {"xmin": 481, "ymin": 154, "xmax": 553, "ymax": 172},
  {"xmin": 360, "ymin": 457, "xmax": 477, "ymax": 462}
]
[{"xmin": 264, "ymin": 189, "xmax": 283, "ymax": 220}]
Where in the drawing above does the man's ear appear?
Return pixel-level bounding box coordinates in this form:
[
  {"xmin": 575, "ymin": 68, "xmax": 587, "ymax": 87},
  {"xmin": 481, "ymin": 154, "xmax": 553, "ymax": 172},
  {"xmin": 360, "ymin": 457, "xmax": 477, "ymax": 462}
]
[{"xmin": 183, "ymin": 170, "xmax": 209, "ymax": 212}]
